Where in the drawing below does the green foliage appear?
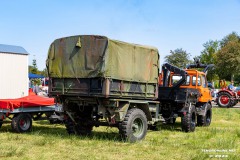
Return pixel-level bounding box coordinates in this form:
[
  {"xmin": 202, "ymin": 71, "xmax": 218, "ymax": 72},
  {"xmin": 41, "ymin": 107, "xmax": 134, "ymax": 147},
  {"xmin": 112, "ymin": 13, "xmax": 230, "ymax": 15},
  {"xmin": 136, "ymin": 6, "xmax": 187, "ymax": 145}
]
[
  {"xmin": 220, "ymin": 32, "xmax": 240, "ymax": 48},
  {"xmin": 164, "ymin": 48, "xmax": 192, "ymax": 68},
  {"xmin": 29, "ymin": 58, "xmax": 38, "ymax": 74},
  {"xmin": 199, "ymin": 40, "xmax": 219, "ymax": 81},
  {"xmin": 216, "ymin": 39, "xmax": 240, "ymax": 80},
  {"xmin": 29, "ymin": 59, "xmax": 47, "ymax": 77},
  {"xmin": 200, "ymin": 40, "xmax": 219, "ymax": 64},
  {"xmin": 30, "ymin": 59, "xmax": 38, "ymax": 74}
]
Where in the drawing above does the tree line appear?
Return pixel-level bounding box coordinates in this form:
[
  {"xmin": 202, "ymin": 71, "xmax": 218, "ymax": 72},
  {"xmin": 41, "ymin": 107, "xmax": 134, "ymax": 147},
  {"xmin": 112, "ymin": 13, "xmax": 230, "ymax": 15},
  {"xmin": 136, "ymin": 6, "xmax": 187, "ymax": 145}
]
[{"xmin": 164, "ymin": 32, "xmax": 240, "ymax": 83}]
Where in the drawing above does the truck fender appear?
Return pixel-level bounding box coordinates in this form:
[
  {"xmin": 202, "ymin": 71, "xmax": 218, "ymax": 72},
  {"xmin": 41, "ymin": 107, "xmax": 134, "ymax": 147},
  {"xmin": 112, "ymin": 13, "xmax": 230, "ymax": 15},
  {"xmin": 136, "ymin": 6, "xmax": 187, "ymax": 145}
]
[
  {"xmin": 114, "ymin": 102, "xmax": 130, "ymax": 121},
  {"xmin": 218, "ymin": 90, "xmax": 235, "ymax": 96},
  {"xmin": 196, "ymin": 102, "xmax": 212, "ymax": 116},
  {"xmin": 180, "ymin": 102, "xmax": 196, "ymax": 114},
  {"xmin": 114, "ymin": 102, "xmax": 152, "ymax": 121}
]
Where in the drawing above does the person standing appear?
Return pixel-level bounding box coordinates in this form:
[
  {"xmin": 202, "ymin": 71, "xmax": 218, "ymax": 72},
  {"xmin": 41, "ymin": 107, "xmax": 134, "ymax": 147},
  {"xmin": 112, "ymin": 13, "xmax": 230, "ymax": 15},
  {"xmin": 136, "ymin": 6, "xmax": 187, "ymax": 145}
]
[{"xmin": 33, "ymin": 81, "xmax": 40, "ymax": 95}]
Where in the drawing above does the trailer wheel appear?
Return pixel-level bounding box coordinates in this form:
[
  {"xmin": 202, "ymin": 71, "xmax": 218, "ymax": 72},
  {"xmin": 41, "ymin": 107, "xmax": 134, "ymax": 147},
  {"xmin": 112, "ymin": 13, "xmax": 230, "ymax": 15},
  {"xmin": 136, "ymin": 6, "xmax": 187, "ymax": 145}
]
[
  {"xmin": 11, "ymin": 113, "xmax": 32, "ymax": 133},
  {"xmin": 216, "ymin": 92, "xmax": 233, "ymax": 108},
  {"xmin": 119, "ymin": 108, "xmax": 147, "ymax": 142},
  {"xmin": 197, "ymin": 103, "xmax": 212, "ymax": 126},
  {"xmin": 181, "ymin": 105, "xmax": 196, "ymax": 132}
]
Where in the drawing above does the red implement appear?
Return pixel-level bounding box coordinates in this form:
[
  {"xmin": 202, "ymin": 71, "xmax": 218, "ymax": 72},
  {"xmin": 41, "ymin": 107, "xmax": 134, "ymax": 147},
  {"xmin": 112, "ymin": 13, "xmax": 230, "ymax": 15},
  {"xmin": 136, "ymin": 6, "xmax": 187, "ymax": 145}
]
[{"xmin": 0, "ymin": 95, "xmax": 55, "ymax": 111}]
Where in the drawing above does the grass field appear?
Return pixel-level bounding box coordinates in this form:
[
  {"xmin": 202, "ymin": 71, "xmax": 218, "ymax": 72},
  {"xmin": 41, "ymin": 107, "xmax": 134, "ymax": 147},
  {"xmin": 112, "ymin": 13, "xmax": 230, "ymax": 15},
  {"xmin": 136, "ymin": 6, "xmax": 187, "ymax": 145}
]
[{"xmin": 0, "ymin": 108, "xmax": 240, "ymax": 160}]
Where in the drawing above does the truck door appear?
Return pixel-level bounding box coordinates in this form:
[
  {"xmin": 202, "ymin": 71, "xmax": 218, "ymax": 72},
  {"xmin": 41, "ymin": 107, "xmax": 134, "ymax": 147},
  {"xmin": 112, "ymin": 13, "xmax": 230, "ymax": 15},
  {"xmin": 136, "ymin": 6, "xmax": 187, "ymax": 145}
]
[{"xmin": 198, "ymin": 74, "xmax": 212, "ymax": 102}]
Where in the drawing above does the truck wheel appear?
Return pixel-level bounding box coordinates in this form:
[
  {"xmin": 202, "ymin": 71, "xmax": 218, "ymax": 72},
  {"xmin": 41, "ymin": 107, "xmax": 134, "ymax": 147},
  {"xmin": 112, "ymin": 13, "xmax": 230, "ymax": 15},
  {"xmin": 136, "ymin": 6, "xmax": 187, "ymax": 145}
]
[
  {"xmin": 74, "ymin": 123, "xmax": 93, "ymax": 136},
  {"xmin": 11, "ymin": 113, "xmax": 32, "ymax": 133},
  {"xmin": 181, "ymin": 105, "xmax": 196, "ymax": 132},
  {"xmin": 0, "ymin": 120, "xmax": 3, "ymax": 128},
  {"xmin": 119, "ymin": 108, "xmax": 147, "ymax": 142},
  {"xmin": 65, "ymin": 118, "xmax": 75, "ymax": 135},
  {"xmin": 197, "ymin": 103, "xmax": 212, "ymax": 126},
  {"xmin": 217, "ymin": 92, "xmax": 233, "ymax": 108}
]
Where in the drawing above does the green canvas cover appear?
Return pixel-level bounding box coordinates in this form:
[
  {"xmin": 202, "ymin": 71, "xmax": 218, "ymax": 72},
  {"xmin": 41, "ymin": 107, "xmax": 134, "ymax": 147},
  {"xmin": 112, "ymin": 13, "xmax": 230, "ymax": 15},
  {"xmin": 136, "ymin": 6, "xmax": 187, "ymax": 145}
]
[{"xmin": 47, "ymin": 35, "xmax": 159, "ymax": 83}]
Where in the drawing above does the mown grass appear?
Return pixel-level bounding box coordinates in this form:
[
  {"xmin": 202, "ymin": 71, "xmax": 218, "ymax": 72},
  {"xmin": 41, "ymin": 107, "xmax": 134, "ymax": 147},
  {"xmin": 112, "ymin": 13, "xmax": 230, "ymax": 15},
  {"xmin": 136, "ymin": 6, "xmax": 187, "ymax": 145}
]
[{"xmin": 0, "ymin": 108, "xmax": 240, "ymax": 160}]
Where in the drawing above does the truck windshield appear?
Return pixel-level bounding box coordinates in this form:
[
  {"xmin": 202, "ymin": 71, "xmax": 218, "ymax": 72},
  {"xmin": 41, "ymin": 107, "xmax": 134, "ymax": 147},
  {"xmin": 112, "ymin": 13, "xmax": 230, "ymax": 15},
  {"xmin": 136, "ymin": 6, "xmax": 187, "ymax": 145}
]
[{"xmin": 172, "ymin": 75, "xmax": 190, "ymax": 85}]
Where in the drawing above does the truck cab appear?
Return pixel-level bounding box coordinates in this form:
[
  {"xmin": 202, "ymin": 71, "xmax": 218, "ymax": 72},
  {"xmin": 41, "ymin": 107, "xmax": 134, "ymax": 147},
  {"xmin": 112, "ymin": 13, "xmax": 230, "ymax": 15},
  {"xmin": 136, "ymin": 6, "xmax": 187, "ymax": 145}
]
[{"xmin": 171, "ymin": 69, "xmax": 212, "ymax": 103}]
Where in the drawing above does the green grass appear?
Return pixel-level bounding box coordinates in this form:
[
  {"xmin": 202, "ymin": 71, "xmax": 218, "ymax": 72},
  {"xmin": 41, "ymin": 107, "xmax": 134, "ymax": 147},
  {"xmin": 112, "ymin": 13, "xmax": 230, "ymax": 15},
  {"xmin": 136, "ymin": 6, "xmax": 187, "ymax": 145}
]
[{"xmin": 0, "ymin": 108, "xmax": 240, "ymax": 160}]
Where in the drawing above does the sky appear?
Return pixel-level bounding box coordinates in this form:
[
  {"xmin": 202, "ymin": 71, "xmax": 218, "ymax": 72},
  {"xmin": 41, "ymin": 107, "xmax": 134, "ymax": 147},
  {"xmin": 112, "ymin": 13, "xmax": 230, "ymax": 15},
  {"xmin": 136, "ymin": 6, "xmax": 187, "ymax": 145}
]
[{"xmin": 0, "ymin": 0, "xmax": 240, "ymax": 70}]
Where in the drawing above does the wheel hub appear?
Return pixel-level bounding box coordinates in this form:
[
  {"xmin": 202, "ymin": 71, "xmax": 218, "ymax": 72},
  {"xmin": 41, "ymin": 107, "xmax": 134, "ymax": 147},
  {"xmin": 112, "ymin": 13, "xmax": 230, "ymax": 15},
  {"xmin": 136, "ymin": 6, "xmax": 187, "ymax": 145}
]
[
  {"xmin": 220, "ymin": 95, "xmax": 230, "ymax": 105},
  {"xmin": 19, "ymin": 118, "xmax": 30, "ymax": 130},
  {"xmin": 132, "ymin": 118, "xmax": 143, "ymax": 137}
]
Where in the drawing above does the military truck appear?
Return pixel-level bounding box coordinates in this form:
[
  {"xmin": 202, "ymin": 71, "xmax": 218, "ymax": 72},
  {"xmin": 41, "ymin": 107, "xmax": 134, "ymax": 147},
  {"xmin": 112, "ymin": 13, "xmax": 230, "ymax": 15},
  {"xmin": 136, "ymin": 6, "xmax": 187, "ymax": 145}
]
[
  {"xmin": 47, "ymin": 35, "xmax": 160, "ymax": 142},
  {"xmin": 47, "ymin": 35, "xmax": 212, "ymax": 142}
]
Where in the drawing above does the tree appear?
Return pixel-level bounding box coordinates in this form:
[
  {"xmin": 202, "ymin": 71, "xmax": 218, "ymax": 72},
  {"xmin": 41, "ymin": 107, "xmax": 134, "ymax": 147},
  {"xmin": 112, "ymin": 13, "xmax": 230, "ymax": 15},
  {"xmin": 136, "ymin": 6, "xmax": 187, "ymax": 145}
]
[
  {"xmin": 164, "ymin": 48, "xmax": 192, "ymax": 68},
  {"xmin": 216, "ymin": 32, "xmax": 240, "ymax": 81},
  {"xmin": 216, "ymin": 41, "xmax": 240, "ymax": 80},
  {"xmin": 199, "ymin": 40, "xmax": 219, "ymax": 81},
  {"xmin": 220, "ymin": 32, "xmax": 240, "ymax": 47},
  {"xmin": 40, "ymin": 68, "xmax": 48, "ymax": 77},
  {"xmin": 29, "ymin": 58, "xmax": 38, "ymax": 74}
]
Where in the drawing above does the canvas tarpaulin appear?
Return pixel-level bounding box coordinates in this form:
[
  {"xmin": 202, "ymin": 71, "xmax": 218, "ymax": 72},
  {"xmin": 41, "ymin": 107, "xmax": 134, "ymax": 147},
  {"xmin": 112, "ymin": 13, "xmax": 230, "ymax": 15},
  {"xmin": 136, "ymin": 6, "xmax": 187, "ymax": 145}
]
[
  {"xmin": 0, "ymin": 95, "xmax": 55, "ymax": 111},
  {"xmin": 47, "ymin": 35, "xmax": 159, "ymax": 83}
]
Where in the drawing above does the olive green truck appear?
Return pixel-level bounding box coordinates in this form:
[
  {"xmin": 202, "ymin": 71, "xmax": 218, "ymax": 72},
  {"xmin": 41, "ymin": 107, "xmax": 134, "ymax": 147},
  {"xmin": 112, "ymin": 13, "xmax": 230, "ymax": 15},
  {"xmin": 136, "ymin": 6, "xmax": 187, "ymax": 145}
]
[{"xmin": 47, "ymin": 35, "xmax": 211, "ymax": 142}]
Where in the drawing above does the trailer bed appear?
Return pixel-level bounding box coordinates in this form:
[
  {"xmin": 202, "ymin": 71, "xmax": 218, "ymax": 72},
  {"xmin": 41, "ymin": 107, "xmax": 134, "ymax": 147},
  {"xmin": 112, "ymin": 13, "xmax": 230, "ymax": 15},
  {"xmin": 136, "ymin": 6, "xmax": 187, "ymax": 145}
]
[
  {"xmin": 0, "ymin": 94, "xmax": 56, "ymax": 133},
  {"xmin": 0, "ymin": 94, "xmax": 55, "ymax": 111}
]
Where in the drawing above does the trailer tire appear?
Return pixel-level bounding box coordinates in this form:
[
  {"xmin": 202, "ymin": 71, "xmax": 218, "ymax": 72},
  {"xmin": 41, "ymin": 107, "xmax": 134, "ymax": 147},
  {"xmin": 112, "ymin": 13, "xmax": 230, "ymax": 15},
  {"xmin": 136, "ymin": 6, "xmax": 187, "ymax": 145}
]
[
  {"xmin": 11, "ymin": 113, "xmax": 32, "ymax": 133},
  {"xmin": 181, "ymin": 105, "xmax": 196, "ymax": 132},
  {"xmin": 197, "ymin": 103, "xmax": 212, "ymax": 126},
  {"xmin": 119, "ymin": 108, "xmax": 147, "ymax": 142}
]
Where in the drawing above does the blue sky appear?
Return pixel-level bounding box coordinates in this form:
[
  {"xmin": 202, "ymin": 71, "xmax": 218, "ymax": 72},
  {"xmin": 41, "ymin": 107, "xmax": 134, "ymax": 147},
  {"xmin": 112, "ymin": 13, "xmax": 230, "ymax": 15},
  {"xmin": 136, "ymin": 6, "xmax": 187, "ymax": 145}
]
[{"xmin": 1, "ymin": 0, "xmax": 240, "ymax": 70}]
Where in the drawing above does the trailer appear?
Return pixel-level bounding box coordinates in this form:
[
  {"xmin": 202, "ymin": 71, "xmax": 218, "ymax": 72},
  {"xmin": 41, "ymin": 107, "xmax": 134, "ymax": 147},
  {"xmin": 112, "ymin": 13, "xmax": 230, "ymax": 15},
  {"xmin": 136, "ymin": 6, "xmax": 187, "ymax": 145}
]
[{"xmin": 0, "ymin": 93, "xmax": 56, "ymax": 133}]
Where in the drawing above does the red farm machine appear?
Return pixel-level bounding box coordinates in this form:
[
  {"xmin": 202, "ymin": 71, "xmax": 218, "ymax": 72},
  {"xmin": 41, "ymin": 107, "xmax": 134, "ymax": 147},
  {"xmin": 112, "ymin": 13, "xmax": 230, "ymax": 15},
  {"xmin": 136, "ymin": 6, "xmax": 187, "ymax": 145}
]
[{"xmin": 216, "ymin": 80, "xmax": 240, "ymax": 108}]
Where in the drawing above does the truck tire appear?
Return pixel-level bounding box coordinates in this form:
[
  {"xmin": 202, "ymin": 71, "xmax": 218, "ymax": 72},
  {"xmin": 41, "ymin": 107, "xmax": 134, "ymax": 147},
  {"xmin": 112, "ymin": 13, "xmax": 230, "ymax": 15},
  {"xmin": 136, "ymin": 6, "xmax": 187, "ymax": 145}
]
[
  {"xmin": 65, "ymin": 116, "xmax": 93, "ymax": 136},
  {"xmin": 0, "ymin": 120, "xmax": 3, "ymax": 128},
  {"xmin": 216, "ymin": 92, "xmax": 233, "ymax": 108},
  {"xmin": 11, "ymin": 113, "xmax": 32, "ymax": 133},
  {"xmin": 197, "ymin": 103, "xmax": 212, "ymax": 126},
  {"xmin": 119, "ymin": 108, "xmax": 147, "ymax": 142},
  {"xmin": 65, "ymin": 118, "xmax": 75, "ymax": 135},
  {"xmin": 181, "ymin": 105, "xmax": 196, "ymax": 132},
  {"xmin": 74, "ymin": 124, "xmax": 93, "ymax": 136}
]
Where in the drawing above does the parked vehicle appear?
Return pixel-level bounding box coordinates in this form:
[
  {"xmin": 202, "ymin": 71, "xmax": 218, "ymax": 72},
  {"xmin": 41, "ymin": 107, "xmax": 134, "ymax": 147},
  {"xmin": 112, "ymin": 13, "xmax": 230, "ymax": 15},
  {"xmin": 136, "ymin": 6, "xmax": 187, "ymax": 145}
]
[
  {"xmin": 158, "ymin": 60, "xmax": 213, "ymax": 132},
  {"xmin": 216, "ymin": 87, "xmax": 240, "ymax": 108},
  {"xmin": 0, "ymin": 93, "xmax": 56, "ymax": 132},
  {"xmin": 47, "ymin": 35, "xmax": 213, "ymax": 142}
]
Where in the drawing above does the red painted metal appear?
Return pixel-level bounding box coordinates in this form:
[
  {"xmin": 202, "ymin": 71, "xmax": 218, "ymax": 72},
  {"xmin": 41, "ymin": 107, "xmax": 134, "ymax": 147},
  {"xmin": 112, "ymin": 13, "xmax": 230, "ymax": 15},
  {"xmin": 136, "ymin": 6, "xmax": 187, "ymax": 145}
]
[{"xmin": 220, "ymin": 95, "xmax": 229, "ymax": 105}]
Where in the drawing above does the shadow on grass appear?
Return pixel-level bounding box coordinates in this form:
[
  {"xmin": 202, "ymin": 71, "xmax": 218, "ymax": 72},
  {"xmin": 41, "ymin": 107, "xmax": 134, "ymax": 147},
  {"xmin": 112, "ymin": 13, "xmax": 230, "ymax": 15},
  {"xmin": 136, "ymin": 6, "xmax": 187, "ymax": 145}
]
[
  {"xmin": 0, "ymin": 122, "xmax": 124, "ymax": 142},
  {"xmin": 155, "ymin": 122, "xmax": 182, "ymax": 132},
  {"xmin": 0, "ymin": 120, "xmax": 189, "ymax": 142}
]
